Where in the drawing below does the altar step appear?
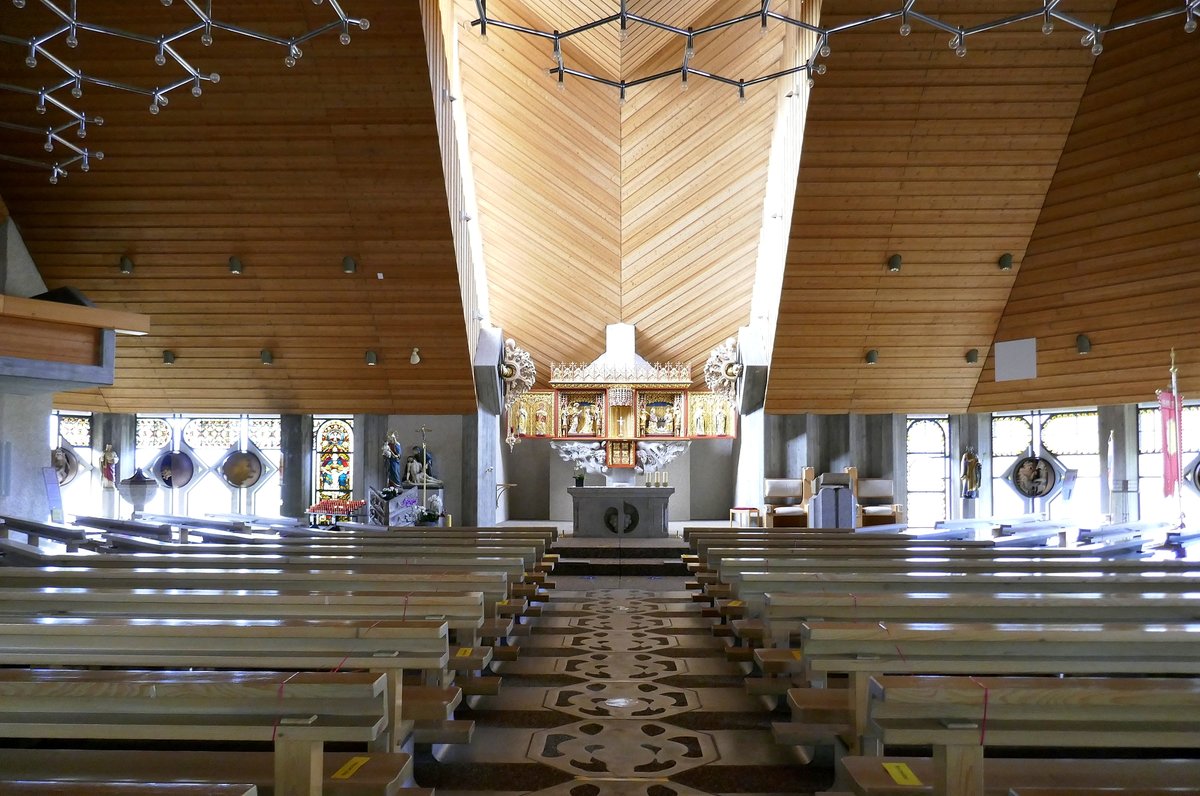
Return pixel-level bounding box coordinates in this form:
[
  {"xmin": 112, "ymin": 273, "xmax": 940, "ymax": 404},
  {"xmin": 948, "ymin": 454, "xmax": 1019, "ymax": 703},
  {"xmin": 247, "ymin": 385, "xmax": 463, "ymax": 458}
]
[{"xmin": 549, "ymin": 538, "xmax": 690, "ymax": 576}]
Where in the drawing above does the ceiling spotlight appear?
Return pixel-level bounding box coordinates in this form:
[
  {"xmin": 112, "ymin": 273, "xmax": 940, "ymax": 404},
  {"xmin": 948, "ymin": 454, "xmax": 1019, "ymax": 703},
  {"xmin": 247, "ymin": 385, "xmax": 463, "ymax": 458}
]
[
  {"xmin": 887, "ymin": 254, "xmax": 902, "ymax": 273},
  {"xmin": 119, "ymin": 255, "xmax": 134, "ymax": 274},
  {"xmin": 260, "ymin": 349, "xmax": 273, "ymax": 365},
  {"xmin": 410, "ymin": 347, "xmax": 421, "ymax": 365},
  {"xmin": 998, "ymin": 253, "xmax": 1013, "ymax": 271},
  {"xmin": 228, "ymin": 256, "xmax": 243, "ymax": 275},
  {"xmin": 966, "ymin": 348, "xmax": 980, "ymax": 364},
  {"xmin": 162, "ymin": 350, "xmax": 175, "ymax": 365},
  {"xmin": 1076, "ymin": 334, "xmax": 1091, "ymax": 355},
  {"xmin": 365, "ymin": 350, "xmax": 378, "ymax": 366},
  {"xmin": 342, "ymin": 255, "xmax": 357, "ymax": 274},
  {"xmin": 865, "ymin": 349, "xmax": 879, "ymax": 365}
]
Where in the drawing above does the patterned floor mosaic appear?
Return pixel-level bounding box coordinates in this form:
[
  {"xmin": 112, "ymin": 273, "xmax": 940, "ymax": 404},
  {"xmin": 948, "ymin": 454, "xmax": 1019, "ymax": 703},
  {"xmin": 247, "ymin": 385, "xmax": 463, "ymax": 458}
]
[{"xmin": 420, "ymin": 581, "xmax": 835, "ymax": 796}]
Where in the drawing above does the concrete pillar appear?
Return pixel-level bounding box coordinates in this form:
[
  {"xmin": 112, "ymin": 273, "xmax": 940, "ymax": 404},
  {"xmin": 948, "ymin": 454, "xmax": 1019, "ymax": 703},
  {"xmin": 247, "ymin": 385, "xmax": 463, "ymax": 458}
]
[
  {"xmin": 0, "ymin": 392, "xmax": 53, "ymax": 520},
  {"xmin": 279, "ymin": 414, "xmax": 312, "ymax": 518},
  {"xmin": 92, "ymin": 413, "xmax": 135, "ymax": 518},
  {"xmin": 467, "ymin": 408, "xmax": 500, "ymax": 526},
  {"xmin": 1098, "ymin": 404, "xmax": 1137, "ymax": 522}
]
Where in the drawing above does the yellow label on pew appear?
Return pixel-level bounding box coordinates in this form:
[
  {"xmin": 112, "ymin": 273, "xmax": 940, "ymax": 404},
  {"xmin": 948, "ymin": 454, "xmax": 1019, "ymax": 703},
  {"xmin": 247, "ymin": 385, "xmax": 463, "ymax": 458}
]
[
  {"xmin": 791, "ymin": 650, "xmax": 803, "ymax": 660},
  {"xmin": 331, "ymin": 756, "xmax": 371, "ymax": 779},
  {"xmin": 882, "ymin": 762, "xmax": 922, "ymax": 786},
  {"xmin": 729, "ymin": 600, "xmax": 744, "ymax": 607},
  {"xmin": 456, "ymin": 647, "xmax": 474, "ymax": 657}
]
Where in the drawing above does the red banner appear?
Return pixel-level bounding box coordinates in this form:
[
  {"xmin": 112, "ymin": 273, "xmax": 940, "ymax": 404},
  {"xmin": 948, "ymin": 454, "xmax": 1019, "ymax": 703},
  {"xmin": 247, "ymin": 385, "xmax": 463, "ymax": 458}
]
[{"xmin": 1160, "ymin": 389, "xmax": 1183, "ymax": 497}]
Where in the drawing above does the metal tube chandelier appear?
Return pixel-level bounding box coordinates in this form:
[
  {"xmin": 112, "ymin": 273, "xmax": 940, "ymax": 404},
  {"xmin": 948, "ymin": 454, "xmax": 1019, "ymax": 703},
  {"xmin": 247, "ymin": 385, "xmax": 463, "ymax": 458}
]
[
  {"xmin": 0, "ymin": 0, "xmax": 370, "ymax": 182},
  {"xmin": 472, "ymin": 1, "xmax": 1200, "ymax": 103}
]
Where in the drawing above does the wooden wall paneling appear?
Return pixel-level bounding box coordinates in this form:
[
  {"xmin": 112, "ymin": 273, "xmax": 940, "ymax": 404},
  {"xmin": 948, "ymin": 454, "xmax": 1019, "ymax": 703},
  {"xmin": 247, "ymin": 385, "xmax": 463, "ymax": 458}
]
[
  {"xmin": 768, "ymin": 0, "xmax": 1117, "ymax": 415},
  {"xmin": 0, "ymin": 1, "xmax": 475, "ymax": 415},
  {"xmin": 970, "ymin": 0, "xmax": 1200, "ymax": 412}
]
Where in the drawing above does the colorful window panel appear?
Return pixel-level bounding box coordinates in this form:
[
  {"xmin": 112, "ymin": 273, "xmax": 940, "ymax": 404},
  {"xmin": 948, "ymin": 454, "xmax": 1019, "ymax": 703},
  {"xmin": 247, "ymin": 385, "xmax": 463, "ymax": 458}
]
[
  {"xmin": 183, "ymin": 418, "xmax": 239, "ymax": 451},
  {"xmin": 57, "ymin": 415, "xmax": 91, "ymax": 448},
  {"xmin": 249, "ymin": 418, "xmax": 282, "ymax": 449},
  {"xmin": 315, "ymin": 418, "xmax": 353, "ymax": 502},
  {"xmin": 136, "ymin": 418, "xmax": 172, "ymax": 450}
]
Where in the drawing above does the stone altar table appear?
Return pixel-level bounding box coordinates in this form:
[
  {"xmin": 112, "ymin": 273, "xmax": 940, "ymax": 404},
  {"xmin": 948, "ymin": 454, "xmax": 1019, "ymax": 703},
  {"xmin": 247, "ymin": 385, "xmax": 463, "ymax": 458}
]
[{"xmin": 569, "ymin": 486, "xmax": 673, "ymax": 538}]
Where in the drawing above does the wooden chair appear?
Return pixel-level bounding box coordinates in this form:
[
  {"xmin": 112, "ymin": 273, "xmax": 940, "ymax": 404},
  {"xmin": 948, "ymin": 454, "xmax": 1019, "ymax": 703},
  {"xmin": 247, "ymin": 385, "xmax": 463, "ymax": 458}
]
[
  {"xmin": 846, "ymin": 466, "xmax": 904, "ymax": 527},
  {"xmin": 763, "ymin": 466, "xmax": 815, "ymax": 528}
]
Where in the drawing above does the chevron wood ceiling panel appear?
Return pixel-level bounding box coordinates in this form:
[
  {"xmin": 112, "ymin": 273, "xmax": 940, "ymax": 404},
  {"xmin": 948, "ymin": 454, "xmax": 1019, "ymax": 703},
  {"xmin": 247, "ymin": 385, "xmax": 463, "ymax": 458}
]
[
  {"xmin": 619, "ymin": 10, "xmax": 788, "ymax": 374},
  {"xmin": 453, "ymin": 0, "xmax": 622, "ymax": 375},
  {"xmin": 0, "ymin": 1, "xmax": 475, "ymax": 415},
  {"xmin": 969, "ymin": 0, "xmax": 1200, "ymax": 412},
  {"xmin": 766, "ymin": 0, "xmax": 1117, "ymax": 415}
]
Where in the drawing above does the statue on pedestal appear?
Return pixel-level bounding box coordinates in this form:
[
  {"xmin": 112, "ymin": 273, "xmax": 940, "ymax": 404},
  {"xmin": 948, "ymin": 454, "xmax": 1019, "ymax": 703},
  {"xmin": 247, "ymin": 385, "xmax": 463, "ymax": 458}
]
[
  {"xmin": 382, "ymin": 431, "xmax": 405, "ymax": 488},
  {"xmin": 404, "ymin": 444, "xmax": 442, "ymax": 486},
  {"xmin": 101, "ymin": 443, "xmax": 118, "ymax": 489}
]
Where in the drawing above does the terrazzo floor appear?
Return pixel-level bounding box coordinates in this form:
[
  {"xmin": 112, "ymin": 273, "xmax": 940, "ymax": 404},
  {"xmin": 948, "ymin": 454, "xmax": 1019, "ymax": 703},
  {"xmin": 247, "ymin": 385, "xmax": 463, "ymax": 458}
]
[{"xmin": 417, "ymin": 575, "xmax": 835, "ymax": 796}]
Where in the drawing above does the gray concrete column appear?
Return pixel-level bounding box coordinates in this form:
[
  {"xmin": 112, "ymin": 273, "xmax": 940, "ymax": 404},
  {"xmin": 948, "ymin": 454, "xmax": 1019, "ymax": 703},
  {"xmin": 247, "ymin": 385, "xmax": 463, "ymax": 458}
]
[
  {"xmin": 466, "ymin": 408, "xmax": 500, "ymax": 526},
  {"xmin": 1098, "ymin": 404, "xmax": 1137, "ymax": 522},
  {"xmin": 0, "ymin": 392, "xmax": 53, "ymax": 520},
  {"xmin": 93, "ymin": 413, "xmax": 135, "ymax": 518},
  {"xmin": 279, "ymin": 414, "xmax": 312, "ymax": 518}
]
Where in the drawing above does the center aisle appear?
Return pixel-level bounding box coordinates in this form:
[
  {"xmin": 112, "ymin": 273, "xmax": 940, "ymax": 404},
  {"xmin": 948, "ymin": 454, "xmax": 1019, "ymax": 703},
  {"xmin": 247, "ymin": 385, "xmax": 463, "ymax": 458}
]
[{"xmin": 420, "ymin": 575, "xmax": 833, "ymax": 796}]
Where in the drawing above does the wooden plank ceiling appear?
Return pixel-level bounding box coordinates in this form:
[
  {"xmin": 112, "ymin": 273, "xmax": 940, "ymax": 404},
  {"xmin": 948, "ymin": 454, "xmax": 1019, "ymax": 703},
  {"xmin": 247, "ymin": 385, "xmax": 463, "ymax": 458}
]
[
  {"xmin": 768, "ymin": 0, "xmax": 1120, "ymax": 415},
  {"xmin": 1, "ymin": 0, "xmax": 1195, "ymax": 417},
  {"xmin": 970, "ymin": 0, "xmax": 1200, "ymax": 410},
  {"xmin": 454, "ymin": 0, "xmax": 786, "ymax": 379},
  {"xmin": 0, "ymin": 0, "xmax": 475, "ymax": 414}
]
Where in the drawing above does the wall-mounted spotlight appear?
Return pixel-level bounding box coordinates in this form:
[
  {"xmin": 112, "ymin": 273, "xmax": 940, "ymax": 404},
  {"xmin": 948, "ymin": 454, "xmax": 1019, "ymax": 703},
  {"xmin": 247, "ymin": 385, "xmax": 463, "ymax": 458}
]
[
  {"xmin": 119, "ymin": 255, "xmax": 134, "ymax": 275},
  {"xmin": 260, "ymin": 349, "xmax": 273, "ymax": 365},
  {"xmin": 228, "ymin": 256, "xmax": 243, "ymax": 275},
  {"xmin": 342, "ymin": 256, "xmax": 357, "ymax": 274},
  {"xmin": 162, "ymin": 350, "xmax": 175, "ymax": 365},
  {"xmin": 865, "ymin": 349, "xmax": 879, "ymax": 365},
  {"xmin": 966, "ymin": 348, "xmax": 980, "ymax": 364},
  {"xmin": 998, "ymin": 253, "xmax": 1013, "ymax": 271},
  {"xmin": 1076, "ymin": 334, "xmax": 1091, "ymax": 355},
  {"xmin": 410, "ymin": 347, "xmax": 421, "ymax": 365},
  {"xmin": 887, "ymin": 254, "xmax": 902, "ymax": 273},
  {"xmin": 365, "ymin": 350, "xmax": 378, "ymax": 366}
]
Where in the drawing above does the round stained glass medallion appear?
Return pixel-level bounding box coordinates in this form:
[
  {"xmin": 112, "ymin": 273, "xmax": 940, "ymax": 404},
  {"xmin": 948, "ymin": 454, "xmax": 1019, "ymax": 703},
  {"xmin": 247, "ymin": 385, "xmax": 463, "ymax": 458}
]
[
  {"xmin": 220, "ymin": 450, "xmax": 263, "ymax": 489},
  {"xmin": 153, "ymin": 450, "xmax": 195, "ymax": 489}
]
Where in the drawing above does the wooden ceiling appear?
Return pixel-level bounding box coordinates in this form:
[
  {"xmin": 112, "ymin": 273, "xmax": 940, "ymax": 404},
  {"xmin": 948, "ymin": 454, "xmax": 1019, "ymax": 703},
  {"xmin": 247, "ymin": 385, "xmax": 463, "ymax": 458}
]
[
  {"xmin": 0, "ymin": 1, "xmax": 475, "ymax": 415},
  {"xmin": 0, "ymin": 0, "xmax": 1196, "ymax": 416}
]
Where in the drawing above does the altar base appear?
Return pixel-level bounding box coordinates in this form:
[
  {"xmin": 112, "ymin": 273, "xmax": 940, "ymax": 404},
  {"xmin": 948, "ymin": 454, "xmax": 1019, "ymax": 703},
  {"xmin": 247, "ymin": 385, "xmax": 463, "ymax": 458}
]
[{"xmin": 568, "ymin": 486, "xmax": 673, "ymax": 538}]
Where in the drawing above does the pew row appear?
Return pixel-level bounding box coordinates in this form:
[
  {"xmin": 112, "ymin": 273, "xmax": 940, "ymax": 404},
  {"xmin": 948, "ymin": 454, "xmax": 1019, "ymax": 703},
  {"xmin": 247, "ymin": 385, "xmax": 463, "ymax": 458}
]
[{"xmin": 0, "ymin": 668, "xmax": 408, "ymax": 796}]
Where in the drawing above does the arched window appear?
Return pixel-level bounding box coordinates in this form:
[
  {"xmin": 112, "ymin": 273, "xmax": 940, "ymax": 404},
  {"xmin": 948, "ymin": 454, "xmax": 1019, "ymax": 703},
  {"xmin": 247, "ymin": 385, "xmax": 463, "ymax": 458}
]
[
  {"xmin": 1041, "ymin": 411, "xmax": 1099, "ymax": 521},
  {"xmin": 991, "ymin": 415, "xmax": 1033, "ymax": 518},
  {"xmin": 313, "ymin": 418, "xmax": 354, "ymax": 504},
  {"xmin": 905, "ymin": 416, "xmax": 949, "ymax": 527}
]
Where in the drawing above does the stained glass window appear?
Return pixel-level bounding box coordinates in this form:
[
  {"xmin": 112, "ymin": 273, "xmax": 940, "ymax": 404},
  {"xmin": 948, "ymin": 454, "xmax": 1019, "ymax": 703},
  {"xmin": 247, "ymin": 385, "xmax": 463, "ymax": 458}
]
[
  {"xmin": 314, "ymin": 418, "xmax": 353, "ymax": 503},
  {"xmin": 1041, "ymin": 410, "xmax": 1099, "ymax": 520},
  {"xmin": 57, "ymin": 415, "xmax": 91, "ymax": 448},
  {"xmin": 991, "ymin": 414, "xmax": 1034, "ymax": 517},
  {"xmin": 906, "ymin": 417, "xmax": 949, "ymax": 528},
  {"xmin": 249, "ymin": 418, "xmax": 281, "ymax": 449},
  {"xmin": 183, "ymin": 418, "xmax": 238, "ymax": 451},
  {"xmin": 136, "ymin": 418, "xmax": 171, "ymax": 450}
]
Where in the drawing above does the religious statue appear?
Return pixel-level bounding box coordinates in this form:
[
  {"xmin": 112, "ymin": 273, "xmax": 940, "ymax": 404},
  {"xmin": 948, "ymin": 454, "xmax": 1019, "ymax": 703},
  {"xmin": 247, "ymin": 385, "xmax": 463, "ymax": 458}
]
[
  {"xmin": 714, "ymin": 403, "xmax": 727, "ymax": 436},
  {"xmin": 534, "ymin": 405, "xmax": 548, "ymax": 436},
  {"xmin": 693, "ymin": 409, "xmax": 705, "ymax": 436},
  {"xmin": 517, "ymin": 403, "xmax": 529, "ymax": 436},
  {"xmin": 661, "ymin": 407, "xmax": 675, "ymax": 435},
  {"xmin": 960, "ymin": 447, "xmax": 981, "ymax": 499},
  {"xmin": 566, "ymin": 402, "xmax": 581, "ymax": 435},
  {"xmin": 638, "ymin": 405, "xmax": 649, "ymax": 436},
  {"xmin": 579, "ymin": 403, "xmax": 594, "ymax": 435},
  {"xmin": 405, "ymin": 445, "xmax": 442, "ymax": 486},
  {"xmin": 101, "ymin": 443, "xmax": 118, "ymax": 489},
  {"xmin": 382, "ymin": 431, "xmax": 404, "ymax": 488}
]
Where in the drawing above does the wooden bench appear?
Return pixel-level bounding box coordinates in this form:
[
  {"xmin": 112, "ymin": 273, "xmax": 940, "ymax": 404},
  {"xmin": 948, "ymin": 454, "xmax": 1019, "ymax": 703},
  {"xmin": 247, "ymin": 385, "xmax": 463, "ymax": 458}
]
[
  {"xmin": 756, "ymin": 590, "xmax": 1200, "ymax": 650},
  {"xmin": 861, "ymin": 675, "xmax": 1200, "ymax": 796},
  {"xmin": 0, "ymin": 783, "xmax": 257, "ymax": 795},
  {"xmin": 790, "ymin": 620, "xmax": 1200, "ymax": 756},
  {"xmin": 836, "ymin": 756, "xmax": 1200, "ymax": 796},
  {"xmin": 0, "ymin": 668, "xmax": 403, "ymax": 796},
  {"xmin": 0, "ymin": 615, "xmax": 452, "ymax": 750}
]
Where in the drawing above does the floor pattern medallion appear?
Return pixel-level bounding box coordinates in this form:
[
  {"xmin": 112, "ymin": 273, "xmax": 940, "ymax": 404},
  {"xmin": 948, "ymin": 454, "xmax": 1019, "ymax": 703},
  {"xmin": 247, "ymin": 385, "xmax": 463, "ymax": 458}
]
[{"xmin": 422, "ymin": 580, "xmax": 833, "ymax": 796}]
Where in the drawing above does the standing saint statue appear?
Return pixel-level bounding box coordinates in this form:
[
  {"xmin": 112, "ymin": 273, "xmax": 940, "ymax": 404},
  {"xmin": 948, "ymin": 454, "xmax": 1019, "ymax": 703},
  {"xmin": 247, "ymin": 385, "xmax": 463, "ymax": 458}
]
[
  {"xmin": 960, "ymin": 448, "xmax": 982, "ymax": 499},
  {"xmin": 101, "ymin": 443, "xmax": 118, "ymax": 489},
  {"xmin": 382, "ymin": 432, "xmax": 404, "ymax": 488}
]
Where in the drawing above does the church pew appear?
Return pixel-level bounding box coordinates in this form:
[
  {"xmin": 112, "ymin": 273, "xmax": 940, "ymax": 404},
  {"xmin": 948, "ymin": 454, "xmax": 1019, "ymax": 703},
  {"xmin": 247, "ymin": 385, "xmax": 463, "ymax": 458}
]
[
  {"xmin": 790, "ymin": 620, "xmax": 1200, "ymax": 756},
  {"xmin": 837, "ymin": 757, "xmax": 1200, "ymax": 796},
  {"xmin": 95, "ymin": 533, "xmax": 547, "ymax": 575},
  {"xmin": 0, "ymin": 668, "xmax": 399, "ymax": 796},
  {"xmin": 72, "ymin": 515, "xmax": 178, "ymax": 540},
  {"xmin": 333, "ymin": 522, "xmax": 559, "ymax": 542},
  {"xmin": 0, "ymin": 539, "xmax": 535, "ymax": 592},
  {"xmin": 0, "ymin": 514, "xmax": 108, "ymax": 551},
  {"xmin": 860, "ymin": 675, "xmax": 1200, "ymax": 796},
  {"xmin": 0, "ymin": 615, "xmax": 453, "ymax": 750},
  {"xmin": 0, "ymin": 585, "xmax": 489, "ymax": 647},
  {"xmin": 0, "ymin": 783, "xmax": 257, "ymax": 795},
  {"xmin": 756, "ymin": 590, "xmax": 1200, "ymax": 650}
]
